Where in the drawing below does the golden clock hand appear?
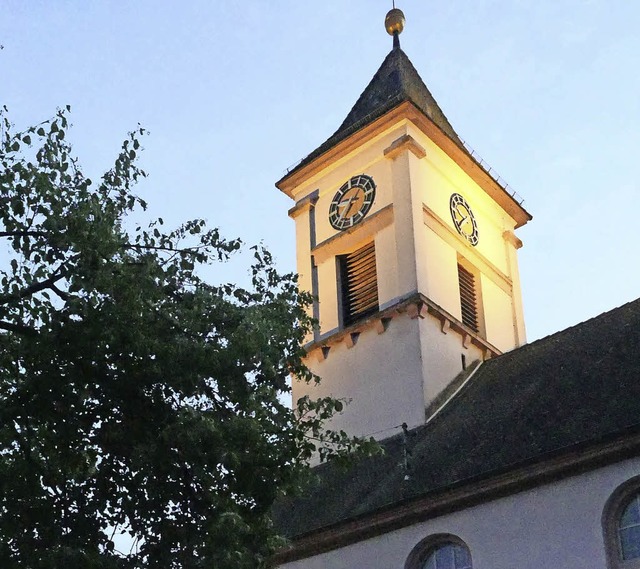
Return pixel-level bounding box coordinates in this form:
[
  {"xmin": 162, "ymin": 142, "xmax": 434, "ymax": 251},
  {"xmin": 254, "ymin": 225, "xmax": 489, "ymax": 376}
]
[{"xmin": 338, "ymin": 194, "xmax": 358, "ymax": 221}]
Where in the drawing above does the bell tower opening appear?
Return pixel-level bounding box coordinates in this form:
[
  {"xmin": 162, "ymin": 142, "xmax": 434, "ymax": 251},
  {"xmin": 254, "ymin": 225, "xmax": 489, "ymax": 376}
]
[{"xmin": 338, "ymin": 241, "xmax": 379, "ymax": 328}]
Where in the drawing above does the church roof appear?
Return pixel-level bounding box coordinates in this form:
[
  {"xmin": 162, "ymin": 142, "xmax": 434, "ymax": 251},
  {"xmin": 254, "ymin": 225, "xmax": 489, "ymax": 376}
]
[
  {"xmin": 281, "ymin": 44, "xmax": 464, "ymax": 181},
  {"xmin": 275, "ymin": 297, "xmax": 640, "ymax": 540}
]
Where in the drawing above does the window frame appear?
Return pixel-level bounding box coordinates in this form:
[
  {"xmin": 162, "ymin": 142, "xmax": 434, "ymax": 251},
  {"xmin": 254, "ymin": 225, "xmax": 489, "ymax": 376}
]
[
  {"xmin": 405, "ymin": 533, "xmax": 473, "ymax": 569},
  {"xmin": 603, "ymin": 476, "xmax": 640, "ymax": 569}
]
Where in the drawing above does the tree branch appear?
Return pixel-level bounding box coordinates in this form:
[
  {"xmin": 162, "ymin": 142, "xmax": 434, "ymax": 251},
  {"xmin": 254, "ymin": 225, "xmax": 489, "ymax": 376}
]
[
  {"xmin": 0, "ymin": 272, "xmax": 67, "ymax": 305},
  {"xmin": 0, "ymin": 320, "xmax": 38, "ymax": 336},
  {"xmin": 122, "ymin": 242, "xmax": 207, "ymax": 255},
  {"xmin": 122, "ymin": 243, "xmax": 176, "ymax": 253},
  {"xmin": 51, "ymin": 283, "xmax": 71, "ymax": 301},
  {"xmin": 0, "ymin": 230, "xmax": 48, "ymax": 238}
]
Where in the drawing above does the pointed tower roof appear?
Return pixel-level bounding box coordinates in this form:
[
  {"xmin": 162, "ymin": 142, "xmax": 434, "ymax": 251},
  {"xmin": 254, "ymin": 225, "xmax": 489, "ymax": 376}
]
[
  {"xmin": 279, "ymin": 43, "xmax": 465, "ymax": 184},
  {"xmin": 336, "ymin": 45, "xmax": 463, "ymax": 148}
]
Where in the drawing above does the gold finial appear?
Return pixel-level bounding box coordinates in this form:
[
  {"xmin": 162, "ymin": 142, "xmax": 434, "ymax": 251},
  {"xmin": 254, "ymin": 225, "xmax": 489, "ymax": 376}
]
[{"xmin": 385, "ymin": 7, "xmax": 405, "ymax": 37}]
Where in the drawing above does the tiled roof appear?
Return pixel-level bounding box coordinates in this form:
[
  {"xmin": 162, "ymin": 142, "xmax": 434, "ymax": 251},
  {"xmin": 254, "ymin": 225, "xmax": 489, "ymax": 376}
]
[{"xmin": 275, "ymin": 297, "xmax": 640, "ymax": 538}]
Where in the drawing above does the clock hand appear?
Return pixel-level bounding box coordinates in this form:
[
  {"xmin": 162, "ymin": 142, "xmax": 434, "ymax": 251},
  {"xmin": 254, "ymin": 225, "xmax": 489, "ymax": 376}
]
[{"xmin": 338, "ymin": 194, "xmax": 358, "ymax": 221}]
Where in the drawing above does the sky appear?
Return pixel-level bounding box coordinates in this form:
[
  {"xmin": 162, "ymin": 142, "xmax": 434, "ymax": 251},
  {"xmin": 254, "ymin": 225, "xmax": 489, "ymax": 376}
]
[{"xmin": 1, "ymin": 0, "xmax": 639, "ymax": 343}]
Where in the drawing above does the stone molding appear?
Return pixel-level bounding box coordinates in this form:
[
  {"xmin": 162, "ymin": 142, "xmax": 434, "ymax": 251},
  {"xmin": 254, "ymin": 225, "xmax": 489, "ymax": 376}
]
[{"xmin": 304, "ymin": 292, "xmax": 501, "ymax": 362}]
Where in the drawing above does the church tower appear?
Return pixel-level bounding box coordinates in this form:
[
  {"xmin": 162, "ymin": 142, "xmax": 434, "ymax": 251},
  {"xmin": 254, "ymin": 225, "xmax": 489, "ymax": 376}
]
[{"xmin": 276, "ymin": 9, "xmax": 531, "ymax": 440}]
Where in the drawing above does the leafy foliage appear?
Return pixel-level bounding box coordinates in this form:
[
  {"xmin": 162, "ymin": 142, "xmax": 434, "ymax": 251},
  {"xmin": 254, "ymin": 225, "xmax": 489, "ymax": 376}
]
[{"xmin": 0, "ymin": 108, "xmax": 377, "ymax": 568}]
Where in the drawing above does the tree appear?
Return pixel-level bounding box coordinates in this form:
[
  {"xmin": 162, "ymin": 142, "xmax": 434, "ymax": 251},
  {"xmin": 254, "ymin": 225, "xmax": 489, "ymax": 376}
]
[{"xmin": 0, "ymin": 108, "xmax": 375, "ymax": 568}]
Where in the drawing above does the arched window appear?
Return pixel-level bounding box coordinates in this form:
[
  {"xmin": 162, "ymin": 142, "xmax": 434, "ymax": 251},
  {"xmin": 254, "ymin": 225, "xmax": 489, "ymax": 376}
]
[
  {"xmin": 603, "ymin": 476, "xmax": 640, "ymax": 568},
  {"xmin": 405, "ymin": 534, "xmax": 472, "ymax": 569},
  {"xmin": 618, "ymin": 492, "xmax": 640, "ymax": 561},
  {"xmin": 422, "ymin": 542, "xmax": 472, "ymax": 569}
]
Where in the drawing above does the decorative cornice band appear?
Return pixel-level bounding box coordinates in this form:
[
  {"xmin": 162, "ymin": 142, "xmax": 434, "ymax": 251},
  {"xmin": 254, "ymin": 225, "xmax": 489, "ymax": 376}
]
[
  {"xmin": 304, "ymin": 291, "xmax": 500, "ymax": 361},
  {"xmin": 311, "ymin": 204, "xmax": 394, "ymax": 265}
]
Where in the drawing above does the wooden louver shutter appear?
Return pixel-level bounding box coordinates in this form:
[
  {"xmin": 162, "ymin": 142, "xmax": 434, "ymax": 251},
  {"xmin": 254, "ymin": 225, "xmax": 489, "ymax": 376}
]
[
  {"xmin": 458, "ymin": 263, "xmax": 479, "ymax": 333},
  {"xmin": 340, "ymin": 242, "xmax": 378, "ymax": 326}
]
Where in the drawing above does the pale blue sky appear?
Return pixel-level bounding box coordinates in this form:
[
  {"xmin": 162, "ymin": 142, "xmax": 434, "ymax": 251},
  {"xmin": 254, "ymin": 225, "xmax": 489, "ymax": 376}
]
[{"xmin": 2, "ymin": 1, "xmax": 639, "ymax": 342}]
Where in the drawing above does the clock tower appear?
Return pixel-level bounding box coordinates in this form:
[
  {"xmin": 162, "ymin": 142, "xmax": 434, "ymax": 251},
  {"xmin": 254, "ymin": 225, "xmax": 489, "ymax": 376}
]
[{"xmin": 276, "ymin": 9, "xmax": 531, "ymax": 440}]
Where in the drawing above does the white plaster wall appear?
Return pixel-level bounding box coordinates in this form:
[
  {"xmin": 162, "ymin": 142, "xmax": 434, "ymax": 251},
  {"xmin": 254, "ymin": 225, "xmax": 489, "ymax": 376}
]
[
  {"xmin": 317, "ymin": 259, "xmax": 340, "ymax": 334},
  {"xmin": 390, "ymin": 150, "xmax": 419, "ymax": 298},
  {"xmin": 408, "ymin": 123, "xmax": 516, "ymax": 277},
  {"xmin": 505, "ymin": 238, "xmax": 527, "ymax": 344},
  {"xmin": 420, "ymin": 227, "xmax": 461, "ymax": 319},
  {"xmin": 294, "ymin": 208, "xmax": 314, "ymax": 344},
  {"xmin": 418, "ymin": 316, "xmax": 484, "ymax": 406},
  {"xmin": 407, "ymin": 150, "xmax": 431, "ymax": 302},
  {"xmin": 405, "ymin": 122, "xmax": 526, "ymax": 354},
  {"xmin": 279, "ymin": 456, "xmax": 640, "ymax": 569},
  {"xmin": 294, "ymin": 314, "xmax": 425, "ymax": 438},
  {"xmin": 294, "ymin": 208, "xmax": 312, "ymax": 294},
  {"xmin": 481, "ymin": 275, "xmax": 517, "ymax": 353},
  {"xmin": 375, "ymin": 224, "xmax": 400, "ymax": 307}
]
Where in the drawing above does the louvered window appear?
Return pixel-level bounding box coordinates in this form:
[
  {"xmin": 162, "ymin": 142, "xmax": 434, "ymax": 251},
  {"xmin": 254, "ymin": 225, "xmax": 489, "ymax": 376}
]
[
  {"xmin": 458, "ymin": 263, "xmax": 479, "ymax": 333},
  {"xmin": 339, "ymin": 242, "xmax": 378, "ymax": 327}
]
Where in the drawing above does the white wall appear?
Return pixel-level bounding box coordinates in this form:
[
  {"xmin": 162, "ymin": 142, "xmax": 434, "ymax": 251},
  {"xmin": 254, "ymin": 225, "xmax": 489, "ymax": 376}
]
[
  {"xmin": 294, "ymin": 314, "xmax": 426, "ymax": 439},
  {"xmin": 481, "ymin": 275, "xmax": 517, "ymax": 352},
  {"xmin": 418, "ymin": 315, "xmax": 484, "ymax": 406},
  {"xmin": 279, "ymin": 457, "xmax": 640, "ymax": 569}
]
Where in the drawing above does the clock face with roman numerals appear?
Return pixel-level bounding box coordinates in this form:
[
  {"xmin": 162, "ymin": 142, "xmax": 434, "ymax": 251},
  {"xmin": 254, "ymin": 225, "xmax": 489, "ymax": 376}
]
[
  {"xmin": 450, "ymin": 193, "xmax": 479, "ymax": 246},
  {"xmin": 328, "ymin": 174, "xmax": 376, "ymax": 231}
]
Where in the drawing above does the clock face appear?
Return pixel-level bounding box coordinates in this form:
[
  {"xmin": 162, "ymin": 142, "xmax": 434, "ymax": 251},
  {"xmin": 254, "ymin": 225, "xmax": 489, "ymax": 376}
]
[
  {"xmin": 328, "ymin": 174, "xmax": 376, "ymax": 231},
  {"xmin": 450, "ymin": 193, "xmax": 479, "ymax": 246}
]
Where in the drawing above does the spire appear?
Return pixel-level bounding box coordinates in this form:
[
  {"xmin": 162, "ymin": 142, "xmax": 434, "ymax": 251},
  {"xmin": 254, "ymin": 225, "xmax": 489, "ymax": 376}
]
[
  {"xmin": 335, "ymin": 47, "xmax": 462, "ymax": 146},
  {"xmin": 278, "ymin": 5, "xmax": 464, "ymax": 183}
]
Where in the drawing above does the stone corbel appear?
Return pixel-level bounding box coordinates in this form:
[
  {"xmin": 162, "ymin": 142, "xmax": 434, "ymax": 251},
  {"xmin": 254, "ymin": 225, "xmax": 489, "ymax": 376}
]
[
  {"xmin": 375, "ymin": 317, "xmax": 392, "ymax": 334},
  {"xmin": 288, "ymin": 190, "xmax": 320, "ymax": 219},
  {"xmin": 315, "ymin": 346, "xmax": 331, "ymax": 362},
  {"xmin": 407, "ymin": 301, "xmax": 428, "ymax": 320},
  {"xmin": 503, "ymin": 230, "xmax": 523, "ymax": 249},
  {"xmin": 344, "ymin": 332, "xmax": 360, "ymax": 349},
  {"xmin": 383, "ymin": 134, "xmax": 427, "ymax": 161}
]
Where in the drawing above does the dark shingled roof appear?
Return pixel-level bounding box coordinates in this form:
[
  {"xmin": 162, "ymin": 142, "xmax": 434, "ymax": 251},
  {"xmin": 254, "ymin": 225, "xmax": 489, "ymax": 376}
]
[
  {"xmin": 283, "ymin": 45, "xmax": 464, "ymax": 179},
  {"xmin": 275, "ymin": 297, "xmax": 640, "ymax": 538}
]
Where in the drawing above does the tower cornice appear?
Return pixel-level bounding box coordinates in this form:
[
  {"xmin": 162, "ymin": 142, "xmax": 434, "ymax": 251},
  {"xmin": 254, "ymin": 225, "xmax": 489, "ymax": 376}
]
[{"xmin": 277, "ymin": 100, "xmax": 532, "ymax": 229}]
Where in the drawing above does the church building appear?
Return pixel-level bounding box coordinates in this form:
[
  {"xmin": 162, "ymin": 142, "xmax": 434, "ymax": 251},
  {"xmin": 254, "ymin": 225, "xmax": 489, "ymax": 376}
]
[{"xmin": 273, "ymin": 8, "xmax": 640, "ymax": 569}]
